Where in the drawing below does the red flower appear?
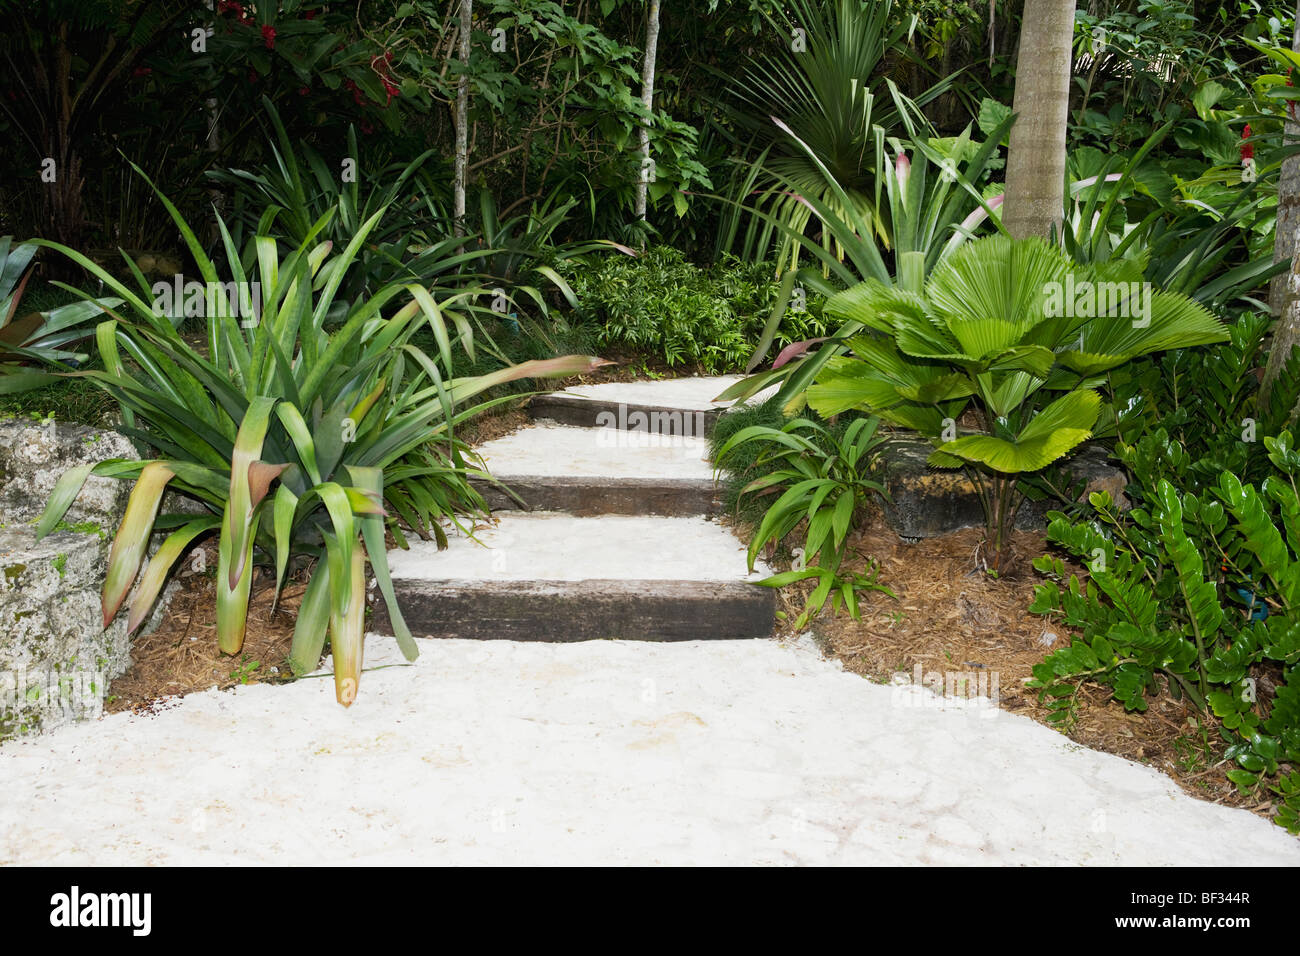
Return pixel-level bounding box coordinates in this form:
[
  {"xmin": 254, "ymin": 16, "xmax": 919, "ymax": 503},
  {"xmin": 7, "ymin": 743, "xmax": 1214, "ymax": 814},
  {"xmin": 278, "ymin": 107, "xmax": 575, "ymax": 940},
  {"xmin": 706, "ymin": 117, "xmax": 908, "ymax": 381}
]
[
  {"xmin": 305, "ymin": 10, "xmax": 317, "ymax": 20},
  {"xmin": 360, "ymin": 121, "xmax": 375, "ymax": 135},
  {"xmin": 261, "ymin": 25, "xmax": 276, "ymax": 49},
  {"xmin": 371, "ymin": 51, "xmax": 400, "ymax": 106},
  {"xmin": 248, "ymin": 67, "xmax": 258, "ymax": 84},
  {"xmin": 343, "ymin": 78, "xmax": 366, "ymax": 106},
  {"xmin": 1241, "ymin": 124, "xmax": 1254, "ymax": 162},
  {"xmin": 131, "ymin": 66, "xmax": 152, "ymax": 77},
  {"xmin": 298, "ymin": 86, "xmax": 309, "ymax": 96}
]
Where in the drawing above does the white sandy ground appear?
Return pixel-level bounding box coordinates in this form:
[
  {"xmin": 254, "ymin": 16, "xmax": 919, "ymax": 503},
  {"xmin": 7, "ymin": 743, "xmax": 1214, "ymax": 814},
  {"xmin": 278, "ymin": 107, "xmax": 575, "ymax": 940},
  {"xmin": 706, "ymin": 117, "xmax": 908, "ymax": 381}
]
[
  {"xmin": 546, "ymin": 375, "xmax": 775, "ymax": 410},
  {"xmin": 474, "ymin": 422, "xmax": 713, "ymax": 479},
  {"xmin": 2, "ymin": 635, "xmax": 1298, "ymax": 866},
  {"xmin": 387, "ymin": 513, "xmax": 769, "ymax": 582}
]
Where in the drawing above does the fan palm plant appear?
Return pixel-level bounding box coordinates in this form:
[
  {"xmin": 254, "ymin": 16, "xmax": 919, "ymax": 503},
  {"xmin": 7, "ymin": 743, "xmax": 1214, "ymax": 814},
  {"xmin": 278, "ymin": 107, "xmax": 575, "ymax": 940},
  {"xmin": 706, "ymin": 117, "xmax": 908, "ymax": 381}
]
[
  {"xmin": 726, "ymin": 0, "xmax": 962, "ymax": 273},
  {"xmin": 718, "ymin": 113, "xmax": 1011, "ymax": 414},
  {"xmin": 806, "ymin": 235, "xmax": 1229, "ymax": 571},
  {"xmin": 31, "ymin": 165, "xmax": 608, "ymax": 706}
]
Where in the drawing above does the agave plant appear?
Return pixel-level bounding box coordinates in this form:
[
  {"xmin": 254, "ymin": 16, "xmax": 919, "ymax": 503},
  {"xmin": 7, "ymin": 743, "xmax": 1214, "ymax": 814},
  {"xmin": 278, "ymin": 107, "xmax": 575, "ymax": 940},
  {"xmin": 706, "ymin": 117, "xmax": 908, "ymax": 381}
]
[
  {"xmin": 33, "ymin": 165, "xmax": 608, "ymax": 706},
  {"xmin": 0, "ymin": 236, "xmax": 120, "ymax": 393},
  {"xmin": 806, "ymin": 235, "xmax": 1229, "ymax": 571}
]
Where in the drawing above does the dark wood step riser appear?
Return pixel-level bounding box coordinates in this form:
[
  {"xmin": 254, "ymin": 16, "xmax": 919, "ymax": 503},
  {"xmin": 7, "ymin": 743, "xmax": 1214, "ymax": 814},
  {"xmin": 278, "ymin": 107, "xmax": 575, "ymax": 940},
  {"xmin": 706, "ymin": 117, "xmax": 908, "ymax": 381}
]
[
  {"xmin": 371, "ymin": 580, "xmax": 774, "ymax": 642},
  {"xmin": 528, "ymin": 396, "xmax": 725, "ymax": 436},
  {"xmin": 472, "ymin": 476, "xmax": 721, "ymax": 517}
]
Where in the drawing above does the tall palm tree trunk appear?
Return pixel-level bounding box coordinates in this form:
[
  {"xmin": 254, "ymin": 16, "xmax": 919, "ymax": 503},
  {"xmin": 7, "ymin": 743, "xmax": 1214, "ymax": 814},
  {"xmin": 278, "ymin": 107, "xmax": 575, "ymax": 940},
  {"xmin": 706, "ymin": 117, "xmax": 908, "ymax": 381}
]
[{"xmin": 1001, "ymin": 0, "xmax": 1076, "ymax": 240}]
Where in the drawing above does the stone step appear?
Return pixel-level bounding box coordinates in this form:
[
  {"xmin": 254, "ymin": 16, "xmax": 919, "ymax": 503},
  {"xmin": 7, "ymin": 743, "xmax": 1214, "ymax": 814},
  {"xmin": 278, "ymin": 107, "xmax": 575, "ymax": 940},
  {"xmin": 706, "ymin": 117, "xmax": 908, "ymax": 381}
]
[
  {"xmin": 373, "ymin": 513, "xmax": 774, "ymax": 642},
  {"xmin": 471, "ymin": 422, "xmax": 720, "ymax": 516},
  {"xmin": 528, "ymin": 375, "xmax": 771, "ymax": 435}
]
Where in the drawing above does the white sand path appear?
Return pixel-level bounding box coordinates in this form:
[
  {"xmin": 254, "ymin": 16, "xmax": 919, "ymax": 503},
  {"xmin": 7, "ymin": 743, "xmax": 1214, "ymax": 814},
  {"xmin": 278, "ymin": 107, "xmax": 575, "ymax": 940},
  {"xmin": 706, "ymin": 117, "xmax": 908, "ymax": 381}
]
[{"xmin": 2, "ymin": 635, "xmax": 1296, "ymax": 866}]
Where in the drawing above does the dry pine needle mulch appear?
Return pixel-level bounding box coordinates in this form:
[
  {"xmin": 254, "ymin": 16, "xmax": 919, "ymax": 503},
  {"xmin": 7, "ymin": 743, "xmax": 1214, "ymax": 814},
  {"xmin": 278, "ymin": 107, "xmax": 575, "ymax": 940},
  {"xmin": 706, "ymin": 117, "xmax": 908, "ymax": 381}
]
[{"xmin": 105, "ymin": 558, "xmax": 304, "ymax": 715}]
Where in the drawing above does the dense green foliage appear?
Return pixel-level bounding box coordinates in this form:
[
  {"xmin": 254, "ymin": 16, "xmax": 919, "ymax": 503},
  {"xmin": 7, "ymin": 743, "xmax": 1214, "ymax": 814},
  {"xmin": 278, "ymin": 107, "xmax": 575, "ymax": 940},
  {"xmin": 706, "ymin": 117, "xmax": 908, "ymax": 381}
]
[
  {"xmin": 1029, "ymin": 434, "xmax": 1300, "ymax": 833},
  {"xmin": 563, "ymin": 247, "xmax": 827, "ymax": 373},
  {"xmin": 805, "ymin": 235, "xmax": 1228, "ymax": 569}
]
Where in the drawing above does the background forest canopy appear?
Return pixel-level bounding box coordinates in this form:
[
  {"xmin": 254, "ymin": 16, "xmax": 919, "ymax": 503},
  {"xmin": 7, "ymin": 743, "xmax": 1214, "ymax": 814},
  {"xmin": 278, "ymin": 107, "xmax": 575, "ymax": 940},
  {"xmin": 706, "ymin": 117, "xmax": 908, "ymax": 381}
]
[{"xmin": 1, "ymin": 0, "xmax": 1296, "ymax": 268}]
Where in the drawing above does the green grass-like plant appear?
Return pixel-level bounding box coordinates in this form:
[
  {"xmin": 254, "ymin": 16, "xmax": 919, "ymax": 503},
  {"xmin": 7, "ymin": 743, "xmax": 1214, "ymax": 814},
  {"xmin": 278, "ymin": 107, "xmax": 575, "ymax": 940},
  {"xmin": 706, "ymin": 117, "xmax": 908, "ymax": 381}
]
[{"xmin": 32, "ymin": 164, "xmax": 607, "ymax": 706}]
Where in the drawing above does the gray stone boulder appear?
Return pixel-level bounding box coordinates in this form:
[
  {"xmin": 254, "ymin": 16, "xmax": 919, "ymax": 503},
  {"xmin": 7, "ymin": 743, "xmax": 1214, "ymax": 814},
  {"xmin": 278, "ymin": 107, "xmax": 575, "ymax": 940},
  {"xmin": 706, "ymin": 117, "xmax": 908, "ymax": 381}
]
[
  {"xmin": 880, "ymin": 438, "xmax": 1128, "ymax": 539},
  {"xmin": 0, "ymin": 420, "xmax": 138, "ymax": 529},
  {"xmin": 0, "ymin": 527, "xmax": 126, "ymax": 738},
  {"xmin": 0, "ymin": 419, "xmax": 181, "ymax": 741}
]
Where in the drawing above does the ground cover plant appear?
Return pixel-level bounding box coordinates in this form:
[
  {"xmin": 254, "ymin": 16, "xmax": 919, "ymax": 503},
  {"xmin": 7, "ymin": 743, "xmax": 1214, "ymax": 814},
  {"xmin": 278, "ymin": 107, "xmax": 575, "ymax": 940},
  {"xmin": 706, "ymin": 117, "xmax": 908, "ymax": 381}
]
[{"xmin": 1024, "ymin": 318, "xmax": 1300, "ymax": 831}]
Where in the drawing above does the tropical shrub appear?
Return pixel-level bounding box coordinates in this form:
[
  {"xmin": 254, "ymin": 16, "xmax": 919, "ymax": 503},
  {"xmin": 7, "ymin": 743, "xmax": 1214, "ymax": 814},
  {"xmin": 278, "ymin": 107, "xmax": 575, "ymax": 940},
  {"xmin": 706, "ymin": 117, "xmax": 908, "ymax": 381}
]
[
  {"xmin": 725, "ymin": 0, "xmax": 960, "ymax": 271},
  {"xmin": 207, "ymin": 98, "xmax": 453, "ymax": 304},
  {"xmin": 211, "ymin": 100, "xmax": 626, "ymax": 346},
  {"xmin": 1059, "ymin": 123, "xmax": 1285, "ymax": 314},
  {"xmin": 31, "ymin": 169, "xmax": 606, "ymax": 706},
  {"xmin": 712, "ymin": 409, "xmax": 893, "ymax": 628},
  {"xmin": 1028, "ymin": 432, "xmax": 1300, "ymax": 833},
  {"xmin": 470, "ymin": 189, "xmax": 629, "ymax": 332},
  {"xmin": 713, "ymin": 111, "xmax": 1011, "ymax": 414},
  {"xmin": 564, "ymin": 246, "xmax": 827, "ymax": 373},
  {"xmin": 1099, "ymin": 311, "xmax": 1300, "ymax": 483},
  {"xmin": 805, "ymin": 235, "xmax": 1228, "ymax": 571},
  {"xmin": 1070, "ymin": 0, "xmax": 1286, "ymax": 154}
]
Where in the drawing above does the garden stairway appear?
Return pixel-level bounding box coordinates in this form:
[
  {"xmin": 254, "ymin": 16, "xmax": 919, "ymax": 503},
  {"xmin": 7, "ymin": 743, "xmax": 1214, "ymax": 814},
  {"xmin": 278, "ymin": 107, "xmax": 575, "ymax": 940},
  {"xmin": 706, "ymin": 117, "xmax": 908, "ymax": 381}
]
[{"xmin": 371, "ymin": 376, "xmax": 777, "ymax": 642}]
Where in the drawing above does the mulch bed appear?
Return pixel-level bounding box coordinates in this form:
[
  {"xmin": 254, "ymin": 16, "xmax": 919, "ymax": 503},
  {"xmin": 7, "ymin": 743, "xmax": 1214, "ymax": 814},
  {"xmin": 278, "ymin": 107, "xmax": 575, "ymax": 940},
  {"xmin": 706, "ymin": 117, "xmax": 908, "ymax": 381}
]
[{"xmin": 105, "ymin": 556, "xmax": 302, "ymax": 715}]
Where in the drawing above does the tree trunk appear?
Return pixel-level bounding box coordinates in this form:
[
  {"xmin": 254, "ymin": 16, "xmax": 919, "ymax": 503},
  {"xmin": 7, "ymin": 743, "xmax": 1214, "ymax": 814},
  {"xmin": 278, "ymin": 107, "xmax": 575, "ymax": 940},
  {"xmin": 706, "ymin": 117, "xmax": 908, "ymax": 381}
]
[
  {"xmin": 634, "ymin": 0, "xmax": 662, "ymax": 223},
  {"xmin": 1262, "ymin": 0, "xmax": 1300, "ymax": 397},
  {"xmin": 453, "ymin": 0, "xmax": 471, "ymax": 240},
  {"xmin": 1001, "ymin": 0, "xmax": 1076, "ymax": 240}
]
